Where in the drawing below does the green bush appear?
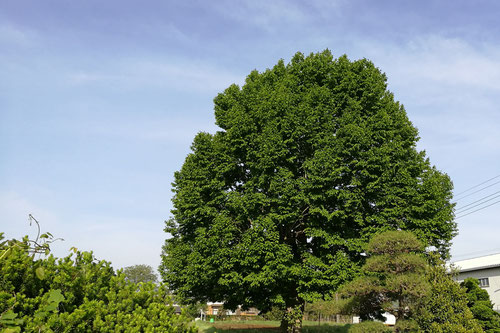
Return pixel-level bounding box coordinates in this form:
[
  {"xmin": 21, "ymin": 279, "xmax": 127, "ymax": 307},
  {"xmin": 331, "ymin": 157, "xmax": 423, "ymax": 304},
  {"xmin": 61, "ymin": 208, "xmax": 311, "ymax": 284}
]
[
  {"xmin": 413, "ymin": 259, "xmax": 482, "ymax": 333},
  {"xmin": 394, "ymin": 319, "xmax": 419, "ymax": 332},
  {"xmin": 462, "ymin": 277, "xmax": 500, "ymax": 332},
  {"xmin": 0, "ymin": 232, "xmax": 196, "ymax": 332},
  {"xmin": 262, "ymin": 306, "xmax": 284, "ymax": 321},
  {"xmin": 348, "ymin": 321, "xmax": 391, "ymax": 333}
]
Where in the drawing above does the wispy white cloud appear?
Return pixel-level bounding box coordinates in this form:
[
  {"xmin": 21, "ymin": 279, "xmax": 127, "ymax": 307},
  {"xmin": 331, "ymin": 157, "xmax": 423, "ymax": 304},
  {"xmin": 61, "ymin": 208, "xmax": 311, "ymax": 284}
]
[
  {"xmin": 355, "ymin": 35, "xmax": 500, "ymax": 259},
  {"xmin": 359, "ymin": 35, "xmax": 500, "ymax": 96},
  {"xmin": 210, "ymin": 0, "xmax": 307, "ymax": 31},
  {"xmin": 306, "ymin": 0, "xmax": 346, "ymax": 19},
  {"xmin": 350, "ymin": 35, "xmax": 500, "ymax": 154},
  {"xmin": 45, "ymin": 110, "xmax": 220, "ymax": 146},
  {"xmin": 67, "ymin": 58, "xmax": 245, "ymax": 93},
  {"xmin": 0, "ymin": 24, "xmax": 37, "ymax": 47}
]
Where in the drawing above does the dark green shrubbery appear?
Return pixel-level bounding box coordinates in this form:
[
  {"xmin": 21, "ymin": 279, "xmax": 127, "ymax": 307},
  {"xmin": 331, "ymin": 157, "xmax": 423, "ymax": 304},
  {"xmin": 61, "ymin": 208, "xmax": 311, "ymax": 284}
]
[
  {"xmin": 462, "ymin": 277, "xmax": 500, "ymax": 333},
  {"xmin": 0, "ymin": 232, "xmax": 195, "ymax": 333},
  {"xmin": 348, "ymin": 321, "xmax": 391, "ymax": 333}
]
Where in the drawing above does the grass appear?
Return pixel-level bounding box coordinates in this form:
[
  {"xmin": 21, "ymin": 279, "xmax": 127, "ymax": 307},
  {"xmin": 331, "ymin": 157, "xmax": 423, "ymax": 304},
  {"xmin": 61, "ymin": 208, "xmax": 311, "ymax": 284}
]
[{"xmin": 195, "ymin": 320, "xmax": 351, "ymax": 333}]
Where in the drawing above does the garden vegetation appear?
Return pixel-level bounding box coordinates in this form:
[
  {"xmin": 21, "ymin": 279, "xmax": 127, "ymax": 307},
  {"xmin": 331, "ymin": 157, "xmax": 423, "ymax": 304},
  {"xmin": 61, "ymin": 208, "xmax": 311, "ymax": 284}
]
[{"xmin": 0, "ymin": 231, "xmax": 195, "ymax": 333}]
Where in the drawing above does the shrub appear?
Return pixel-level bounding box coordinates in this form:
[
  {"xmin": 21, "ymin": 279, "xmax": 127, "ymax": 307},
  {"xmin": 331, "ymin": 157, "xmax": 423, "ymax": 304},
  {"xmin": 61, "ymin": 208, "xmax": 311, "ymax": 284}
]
[
  {"xmin": 462, "ymin": 277, "xmax": 500, "ymax": 332},
  {"xmin": 0, "ymin": 233, "xmax": 196, "ymax": 332},
  {"xmin": 348, "ymin": 321, "xmax": 391, "ymax": 333}
]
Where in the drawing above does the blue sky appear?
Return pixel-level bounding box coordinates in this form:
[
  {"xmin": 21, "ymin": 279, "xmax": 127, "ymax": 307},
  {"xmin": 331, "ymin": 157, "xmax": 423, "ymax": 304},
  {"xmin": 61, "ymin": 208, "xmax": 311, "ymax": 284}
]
[{"xmin": 2, "ymin": 0, "xmax": 500, "ymax": 271}]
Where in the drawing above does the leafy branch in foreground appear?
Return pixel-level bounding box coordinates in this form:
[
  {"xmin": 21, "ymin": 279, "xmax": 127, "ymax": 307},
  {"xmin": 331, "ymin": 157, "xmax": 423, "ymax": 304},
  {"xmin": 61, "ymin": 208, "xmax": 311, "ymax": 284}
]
[
  {"xmin": 1, "ymin": 228, "xmax": 195, "ymax": 332},
  {"xmin": 0, "ymin": 215, "xmax": 63, "ymax": 262}
]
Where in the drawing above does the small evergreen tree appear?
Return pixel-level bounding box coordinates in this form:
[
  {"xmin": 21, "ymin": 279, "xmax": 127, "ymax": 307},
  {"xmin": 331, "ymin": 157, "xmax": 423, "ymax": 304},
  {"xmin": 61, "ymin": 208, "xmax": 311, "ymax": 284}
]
[
  {"xmin": 413, "ymin": 256, "xmax": 482, "ymax": 333},
  {"xmin": 342, "ymin": 231, "xmax": 483, "ymax": 333},
  {"xmin": 342, "ymin": 230, "xmax": 429, "ymax": 325},
  {"xmin": 462, "ymin": 277, "xmax": 500, "ymax": 332}
]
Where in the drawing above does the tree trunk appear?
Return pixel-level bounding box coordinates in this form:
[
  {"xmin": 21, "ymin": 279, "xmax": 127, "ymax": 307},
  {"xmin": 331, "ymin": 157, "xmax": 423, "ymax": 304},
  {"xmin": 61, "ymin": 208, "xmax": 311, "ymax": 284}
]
[
  {"xmin": 280, "ymin": 317, "xmax": 289, "ymax": 333},
  {"xmin": 280, "ymin": 303, "xmax": 304, "ymax": 333},
  {"xmin": 335, "ymin": 293, "xmax": 340, "ymax": 323}
]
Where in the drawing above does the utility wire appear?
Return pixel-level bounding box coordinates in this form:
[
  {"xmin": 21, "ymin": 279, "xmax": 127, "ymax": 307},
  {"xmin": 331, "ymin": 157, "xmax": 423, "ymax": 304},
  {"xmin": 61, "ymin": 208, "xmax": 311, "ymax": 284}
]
[
  {"xmin": 454, "ymin": 174, "xmax": 500, "ymax": 196},
  {"xmin": 454, "ymin": 180, "xmax": 500, "ymax": 202},
  {"xmin": 452, "ymin": 248, "xmax": 500, "ymax": 261},
  {"xmin": 455, "ymin": 199, "xmax": 500, "ymax": 219},
  {"xmin": 455, "ymin": 191, "xmax": 500, "ymax": 213}
]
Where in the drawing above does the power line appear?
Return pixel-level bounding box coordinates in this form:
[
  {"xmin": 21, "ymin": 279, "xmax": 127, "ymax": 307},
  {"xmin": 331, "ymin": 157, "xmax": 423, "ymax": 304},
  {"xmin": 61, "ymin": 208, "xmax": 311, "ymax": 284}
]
[
  {"xmin": 455, "ymin": 199, "xmax": 500, "ymax": 219},
  {"xmin": 454, "ymin": 180, "xmax": 500, "ymax": 202},
  {"xmin": 455, "ymin": 191, "xmax": 500, "ymax": 213},
  {"xmin": 452, "ymin": 248, "xmax": 500, "ymax": 261},
  {"xmin": 454, "ymin": 174, "xmax": 500, "ymax": 196}
]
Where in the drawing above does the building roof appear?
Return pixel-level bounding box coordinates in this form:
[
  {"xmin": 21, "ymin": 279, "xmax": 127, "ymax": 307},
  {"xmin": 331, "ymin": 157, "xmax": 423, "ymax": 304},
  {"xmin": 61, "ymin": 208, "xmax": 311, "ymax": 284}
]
[{"xmin": 452, "ymin": 253, "xmax": 500, "ymax": 273}]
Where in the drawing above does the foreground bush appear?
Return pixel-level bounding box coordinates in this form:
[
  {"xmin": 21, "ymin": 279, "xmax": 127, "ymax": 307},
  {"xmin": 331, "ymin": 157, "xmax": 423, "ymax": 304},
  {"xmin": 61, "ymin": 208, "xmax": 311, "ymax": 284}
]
[{"xmin": 0, "ymin": 232, "xmax": 195, "ymax": 332}]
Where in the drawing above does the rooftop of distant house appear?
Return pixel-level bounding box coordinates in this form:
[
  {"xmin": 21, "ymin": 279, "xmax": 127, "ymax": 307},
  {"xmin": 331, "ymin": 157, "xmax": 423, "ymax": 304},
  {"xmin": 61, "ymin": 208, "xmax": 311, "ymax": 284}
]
[{"xmin": 452, "ymin": 253, "xmax": 500, "ymax": 273}]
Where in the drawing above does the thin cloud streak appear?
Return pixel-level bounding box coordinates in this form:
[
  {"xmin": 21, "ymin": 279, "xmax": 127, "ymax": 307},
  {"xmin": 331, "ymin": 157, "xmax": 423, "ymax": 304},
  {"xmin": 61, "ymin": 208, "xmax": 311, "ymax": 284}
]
[
  {"xmin": 67, "ymin": 58, "xmax": 245, "ymax": 93},
  {"xmin": 362, "ymin": 35, "xmax": 500, "ymax": 94},
  {"xmin": 0, "ymin": 23, "xmax": 37, "ymax": 47}
]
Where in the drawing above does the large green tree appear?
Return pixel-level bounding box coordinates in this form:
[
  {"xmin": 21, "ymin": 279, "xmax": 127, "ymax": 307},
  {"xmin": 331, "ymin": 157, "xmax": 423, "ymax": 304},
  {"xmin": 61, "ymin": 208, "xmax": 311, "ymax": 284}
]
[{"xmin": 160, "ymin": 50, "xmax": 456, "ymax": 331}]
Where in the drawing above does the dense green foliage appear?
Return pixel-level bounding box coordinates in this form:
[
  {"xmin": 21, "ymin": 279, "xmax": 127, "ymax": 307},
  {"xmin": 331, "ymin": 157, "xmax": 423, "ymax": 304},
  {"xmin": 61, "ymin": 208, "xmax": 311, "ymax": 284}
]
[
  {"xmin": 342, "ymin": 231, "xmax": 429, "ymax": 322},
  {"xmin": 347, "ymin": 321, "xmax": 390, "ymax": 333},
  {"xmin": 462, "ymin": 277, "xmax": 500, "ymax": 332},
  {"xmin": 0, "ymin": 232, "xmax": 195, "ymax": 333},
  {"xmin": 411, "ymin": 257, "xmax": 482, "ymax": 332},
  {"xmin": 122, "ymin": 264, "xmax": 158, "ymax": 284},
  {"xmin": 160, "ymin": 50, "xmax": 456, "ymax": 331},
  {"xmin": 342, "ymin": 232, "xmax": 482, "ymax": 332}
]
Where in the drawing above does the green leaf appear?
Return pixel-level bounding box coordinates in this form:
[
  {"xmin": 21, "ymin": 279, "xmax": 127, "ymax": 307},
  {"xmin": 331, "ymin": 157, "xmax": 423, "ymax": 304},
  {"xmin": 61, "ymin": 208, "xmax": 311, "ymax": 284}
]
[
  {"xmin": 0, "ymin": 248, "xmax": 11, "ymax": 260},
  {"xmin": 47, "ymin": 289, "xmax": 65, "ymax": 304},
  {"xmin": 43, "ymin": 303, "xmax": 57, "ymax": 312},
  {"xmin": 2, "ymin": 328, "xmax": 21, "ymax": 333},
  {"xmin": 0, "ymin": 311, "xmax": 18, "ymax": 320},
  {"xmin": 35, "ymin": 266, "xmax": 45, "ymax": 280},
  {"xmin": 34, "ymin": 311, "xmax": 47, "ymax": 319}
]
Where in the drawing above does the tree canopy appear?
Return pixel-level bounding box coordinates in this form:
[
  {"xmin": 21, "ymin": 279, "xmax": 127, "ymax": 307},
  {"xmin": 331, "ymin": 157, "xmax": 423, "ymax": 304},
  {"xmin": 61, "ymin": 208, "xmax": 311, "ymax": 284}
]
[
  {"xmin": 123, "ymin": 264, "xmax": 158, "ymax": 284},
  {"xmin": 160, "ymin": 50, "xmax": 456, "ymax": 331}
]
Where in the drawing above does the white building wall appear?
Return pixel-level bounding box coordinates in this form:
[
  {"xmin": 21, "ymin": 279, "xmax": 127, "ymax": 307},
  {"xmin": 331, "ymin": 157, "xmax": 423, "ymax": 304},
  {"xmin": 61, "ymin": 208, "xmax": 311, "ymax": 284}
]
[{"xmin": 455, "ymin": 267, "xmax": 500, "ymax": 312}]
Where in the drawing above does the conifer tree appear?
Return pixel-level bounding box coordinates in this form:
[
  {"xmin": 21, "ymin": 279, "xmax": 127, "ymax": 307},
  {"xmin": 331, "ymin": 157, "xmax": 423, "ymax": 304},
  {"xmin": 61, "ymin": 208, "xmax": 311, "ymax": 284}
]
[{"xmin": 342, "ymin": 231, "xmax": 429, "ymax": 324}]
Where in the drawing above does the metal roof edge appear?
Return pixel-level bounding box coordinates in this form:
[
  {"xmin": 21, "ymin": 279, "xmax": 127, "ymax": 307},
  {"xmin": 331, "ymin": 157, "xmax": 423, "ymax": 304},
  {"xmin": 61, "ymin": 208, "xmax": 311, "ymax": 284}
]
[{"xmin": 457, "ymin": 264, "xmax": 500, "ymax": 273}]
